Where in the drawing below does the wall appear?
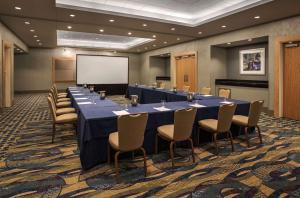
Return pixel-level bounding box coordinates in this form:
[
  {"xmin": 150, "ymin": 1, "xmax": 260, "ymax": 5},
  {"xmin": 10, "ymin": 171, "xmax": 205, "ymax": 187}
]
[
  {"xmin": 0, "ymin": 22, "xmax": 28, "ymax": 107},
  {"xmin": 139, "ymin": 16, "xmax": 300, "ymax": 110},
  {"xmin": 226, "ymin": 43, "xmax": 268, "ymax": 81},
  {"xmin": 14, "ymin": 48, "xmax": 141, "ymax": 91}
]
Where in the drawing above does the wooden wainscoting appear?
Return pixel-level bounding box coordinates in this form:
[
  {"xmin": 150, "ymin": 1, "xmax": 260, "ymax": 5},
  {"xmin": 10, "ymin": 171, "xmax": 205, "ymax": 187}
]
[{"xmin": 2, "ymin": 41, "xmax": 13, "ymax": 107}]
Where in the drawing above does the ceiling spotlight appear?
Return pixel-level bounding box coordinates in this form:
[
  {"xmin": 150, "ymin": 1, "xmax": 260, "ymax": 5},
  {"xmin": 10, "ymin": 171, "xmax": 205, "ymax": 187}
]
[
  {"xmin": 36, "ymin": 39, "xmax": 40, "ymax": 42},
  {"xmin": 177, "ymin": 37, "xmax": 180, "ymax": 41},
  {"xmin": 163, "ymin": 41, "xmax": 167, "ymax": 44},
  {"xmin": 171, "ymin": 27, "xmax": 175, "ymax": 31},
  {"xmin": 109, "ymin": 19, "xmax": 115, "ymax": 22},
  {"xmin": 99, "ymin": 29, "xmax": 104, "ymax": 32},
  {"xmin": 113, "ymin": 51, "xmax": 117, "ymax": 54},
  {"xmin": 221, "ymin": 25, "xmax": 227, "ymax": 28},
  {"xmin": 152, "ymin": 35, "xmax": 156, "ymax": 38},
  {"xmin": 67, "ymin": 26, "xmax": 72, "ymax": 29},
  {"xmin": 198, "ymin": 31, "xmax": 202, "ymax": 34},
  {"xmin": 137, "ymin": 49, "xmax": 140, "ymax": 52},
  {"xmin": 248, "ymin": 38, "xmax": 252, "ymax": 42},
  {"xmin": 128, "ymin": 32, "xmax": 132, "ymax": 35},
  {"xmin": 254, "ymin": 16, "xmax": 260, "ymax": 19},
  {"xmin": 144, "ymin": 47, "xmax": 148, "ymax": 50},
  {"xmin": 142, "ymin": 23, "xmax": 147, "ymax": 27},
  {"xmin": 14, "ymin": 6, "xmax": 21, "ymax": 10},
  {"xmin": 30, "ymin": 29, "xmax": 35, "ymax": 32},
  {"xmin": 33, "ymin": 35, "xmax": 38, "ymax": 38},
  {"xmin": 70, "ymin": 14, "xmax": 75, "ymax": 18},
  {"xmin": 152, "ymin": 44, "xmax": 156, "ymax": 47},
  {"xmin": 38, "ymin": 43, "xmax": 42, "ymax": 46},
  {"xmin": 24, "ymin": 21, "xmax": 30, "ymax": 25},
  {"xmin": 227, "ymin": 42, "xmax": 231, "ymax": 45}
]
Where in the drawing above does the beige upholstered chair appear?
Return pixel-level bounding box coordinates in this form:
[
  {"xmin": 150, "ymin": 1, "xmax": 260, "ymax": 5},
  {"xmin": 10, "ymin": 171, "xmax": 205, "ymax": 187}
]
[
  {"xmin": 200, "ymin": 87, "xmax": 211, "ymax": 95},
  {"xmin": 51, "ymin": 87, "xmax": 70, "ymax": 102},
  {"xmin": 53, "ymin": 84, "xmax": 67, "ymax": 98},
  {"xmin": 156, "ymin": 108, "xmax": 197, "ymax": 168},
  {"xmin": 219, "ymin": 88, "xmax": 231, "ymax": 99},
  {"xmin": 159, "ymin": 82, "xmax": 165, "ymax": 89},
  {"xmin": 182, "ymin": 85, "xmax": 190, "ymax": 92},
  {"xmin": 198, "ymin": 104, "xmax": 237, "ymax": 154},
  {"xmin": 232, "ymin": 100, "xmax": 264, "ymax": 147},
  {"xmin": 108, "ymin": 113, "xmax": 148, "ymax": 179},
  {"xmin": 49, "ymin": 91, "xmax": 71, "ymax": 108},
  {"xmin": 47, "ymin": 97, "xmax": 77, "ymax": 143}
]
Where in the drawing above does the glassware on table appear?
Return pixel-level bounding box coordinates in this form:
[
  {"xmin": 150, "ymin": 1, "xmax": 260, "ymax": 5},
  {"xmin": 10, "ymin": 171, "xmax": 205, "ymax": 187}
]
[{"xmin": 161, "ymin": 100, "xmax": 166, "ymax": 107}]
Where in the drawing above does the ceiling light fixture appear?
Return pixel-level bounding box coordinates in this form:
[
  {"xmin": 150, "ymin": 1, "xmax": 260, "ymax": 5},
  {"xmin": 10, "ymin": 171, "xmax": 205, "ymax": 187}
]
[
  {"xmin": 152, "ymin": 44, "xmax": 156, "ymax": 47},
  {"xmin": 198, "ymin": 31, "xmax": 202, "ymax": 34},
  {"xmin": 248, "ymin": 38, "xmax": 252, "ymax": 42},
  {"xmin": 36, "ymin": 40, "xmax": 40, "ymax": 42},
  {"xmin": 39, "ymin": 43, "xmax": 42, "ymax": 46},
  {"xmin": 163, "ymin": 41, "xmax": 167, "ymax": 44},
  {"xmin": 30, "ymin": 29, "xmax": 35, "ymax": 32},
  {"xmin": 70, "ymin": 14, "xmax": 76, "ymax": 17},
  {"xmin": 24, "ymin": 21, "xmax": 30, "ymax": 25},
  {"xmin": 33, "ymin": 35, "xmax": 38, "ymax": 38},
  {"xmin": 152, "ymin": 35, "xmax": 156, "ymax": 38},
  {"xmin": 67, "ymin": 26, "xmax": 72, "ymax": 29},
  {"xmin": 254, "ymin": 16, "xmax": 260, "ymax": 19},
  {"xmin": 99, "ymin": 29, "xmax": 104, "ymax": 32},
  {"xmin": 14, "ymin": 6, "xmax": 21, "ymax": 10},
  {"xmin": 142, "ymin": 23, "xmax": 147, "ymax": 27},
  {"xmin": 227, "ymin": 42, "xmax": 231, "ymax": 45},
  {"xmin": 171, "ymin": 27, "xmax": 175, "ymax": 31},
  {"xmin": 221, "ymin": 25, "xmax": 227, "ymax": 28},
  {"xmin": 109, "ymin": 19, "xmax": 115, "ymax": 22},
  {"xmin": 128, "ymin": 32, "xmax": 132, "ymax": 35},
  {"xmin": 177, "ymin": 37, "xmax": 180, "ymax": 41}
]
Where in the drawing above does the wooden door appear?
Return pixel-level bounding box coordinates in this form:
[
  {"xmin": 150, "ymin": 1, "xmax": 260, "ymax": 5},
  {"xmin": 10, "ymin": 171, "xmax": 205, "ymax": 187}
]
[
  {"xmin": 175, "ymin": 54, "xmax": 197, "ymax": 91},
  {"xmin": 2, "ymin": 44, "xmax": 12, "ymax": 107},
  {"xmin": 283, "ymin": 45, "xmax": 300, "ymax": 120}
]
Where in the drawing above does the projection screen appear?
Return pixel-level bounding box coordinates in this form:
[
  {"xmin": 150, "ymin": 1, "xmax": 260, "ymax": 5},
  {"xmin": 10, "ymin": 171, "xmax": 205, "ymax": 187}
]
[{"xmin": 76, "ymin": 55, "xmax": 129, "ymax": 84}]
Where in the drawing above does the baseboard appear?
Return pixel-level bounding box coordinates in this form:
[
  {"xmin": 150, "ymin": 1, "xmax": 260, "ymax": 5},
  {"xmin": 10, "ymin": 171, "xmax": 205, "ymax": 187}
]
[{"xmin": 15, "ymin": 90, "xmax": 49, "ymax": 94}]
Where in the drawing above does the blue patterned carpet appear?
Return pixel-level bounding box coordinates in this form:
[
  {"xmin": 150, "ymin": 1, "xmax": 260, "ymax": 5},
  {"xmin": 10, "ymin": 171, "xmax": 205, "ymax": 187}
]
[{"xmin": 0, "ymin": 94, "xmax": 299, "ymax": 197}]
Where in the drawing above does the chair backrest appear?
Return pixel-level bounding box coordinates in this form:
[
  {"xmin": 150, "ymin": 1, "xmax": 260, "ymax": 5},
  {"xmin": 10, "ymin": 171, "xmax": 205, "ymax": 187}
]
[
  {"xmin": 217, "ymin": 103, "xmax": 237, "ymax": 132},
  {"xmin": 47, "ymin": 96, "xmax": 57, "ymax": 120},
  {"xmin": 183, "ymin": 85, "xmax": 190, "ymax": 92},
  {"xmin": 174, "ymin": 108, "xmax": 197, "ymax": 141},
  {"xmin": 200, "ymin": 87, "xmax": 211, "ymax": 95},
  {"xmin": 118, "ymin": 113, "xmax": 148, "ymax": 151},
  {"xmin": 49, "ymin": 89, "xmax": 58, "ymax": 103},
  {"xmin": 248, "ymin": 100, "xmax": 264, "ymax": 127},
  {"xmin": 159, "ymin": 82, "xmax": 165, "ymax": 89},
  {"xmin": 219, "ymin": 88, "xmax": 231, "ymax": 99}
]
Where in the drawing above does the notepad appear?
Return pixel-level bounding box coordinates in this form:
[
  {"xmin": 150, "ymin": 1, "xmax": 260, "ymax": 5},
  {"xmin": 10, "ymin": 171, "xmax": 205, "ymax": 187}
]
[
  {"xmin": 75, "ymin": 97, "xmax": 88, "ymax": 100},
  {"xmin": 220, "ymin": 101, "xmax": 233, "ymax": 104},
  {"xmin": 189, "ymin": 104, "xmax": 206, "ymax": 108},
  {"xmin": 154, "ymin": 107, "xmax": 171, "ymax": 111},
  {"xmin": 202, "ymin": 94, "xmax": 212, "ymax": 97},
  {"xmin": 73, "ymin": 93, "xmax": 84, "ymax": 96},
  {"xmin": 113, "ymin": 110, "xmax": 129, "ymax": 116},
  {"xmin": 70, "ymin": 91, "xmax": 80, "ymax": 93},
  {"xmin": 78, "ymin": 102, "xmax": 92, "ymax": 105}
]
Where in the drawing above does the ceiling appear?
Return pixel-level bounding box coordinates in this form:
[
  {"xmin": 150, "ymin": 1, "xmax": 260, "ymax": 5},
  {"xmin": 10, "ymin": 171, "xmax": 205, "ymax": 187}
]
[{"xmin": 0, "ymin": 0, "xmax": 299, "ymax": 53}]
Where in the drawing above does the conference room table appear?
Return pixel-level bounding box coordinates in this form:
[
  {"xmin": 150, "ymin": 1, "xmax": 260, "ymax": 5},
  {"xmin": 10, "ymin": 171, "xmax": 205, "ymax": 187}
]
[
  {"xmin": 67, "ymin": 87, "xmax": 250, "ymax": 170},
  {"xmin": 126, "ymin": 85, "xmax": 220, "ymax": 104}
]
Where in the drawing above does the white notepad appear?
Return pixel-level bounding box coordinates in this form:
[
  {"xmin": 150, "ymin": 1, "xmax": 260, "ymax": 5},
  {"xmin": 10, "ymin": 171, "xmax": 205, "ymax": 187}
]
[
  {"xmin": 75, "ymin": 97, "xmax": 88, "ymax": 100},
  {"xmin": 73, "ymin": 93, "xmax": 84, "ymax": 96},
  {"xmin": 220, "ymin": 101, "xmax": 233, "ymax": 104},
  {"xmin": 202, "ymin": 94, "xmax": 212, "ymax": 97},
  {"xmin": 154, "ymin": 107, "xmax": 171, "ymax": 111},
  {"xmin": 78, "ymin": 102, "xmax": 92, "ymax": 105},
  {"xmin": 189, "ymin": 104, "xmax": 206, "ymax": 108},
  {"xmin": 113, "ymin": 110, "xmax": 129, "ymax": 116}
]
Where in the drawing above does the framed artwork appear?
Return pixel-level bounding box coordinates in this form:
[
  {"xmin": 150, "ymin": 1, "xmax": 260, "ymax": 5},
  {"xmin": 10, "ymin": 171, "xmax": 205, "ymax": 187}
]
[{"xmin": 239, "ymin": 48, "xmax": 265, "ymax": 75}]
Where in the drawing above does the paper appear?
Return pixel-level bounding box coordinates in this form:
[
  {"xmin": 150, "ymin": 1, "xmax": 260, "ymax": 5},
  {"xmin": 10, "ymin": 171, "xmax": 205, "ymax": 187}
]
[
  {"xmin": 73, "ymin": 93, "xmax": 84, "ymax": 96},
  {"xmin": 220, "ymin": 101, "xmax": 233, "ymax": 104},
  {"xmin": 154, "ymin": 107, "xmax": 171, "ymax": 111},
  {"xmin": 202, "ymin": 94, "xmax": 212, "ymax": 97},
  {"xmin": 189, "ymin": 104, "xmax": 206, "ymax": 108},
  {"xmin": 156, "ymin": 88, "xmax": 164, "ymax": 90},
  {"xmin": 78, "ymin": 102, "xmax": 92, "ymax": 105},
  {"xmin": 113, "ymin": 110, "xmax": 129, "ymax": 116},
  {"xmin": 75, "ymin": 97, "xmax": 88, "ymax": 100},
  {"xmin": 70, "ymin": 91, "xmax": 80, "ymax": 93}
]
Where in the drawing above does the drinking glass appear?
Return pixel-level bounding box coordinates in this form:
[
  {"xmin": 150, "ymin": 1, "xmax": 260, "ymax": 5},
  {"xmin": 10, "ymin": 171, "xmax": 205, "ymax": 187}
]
[{"xmin": 161, "ymin": 100, "xmax": 166, "ymax": 107}]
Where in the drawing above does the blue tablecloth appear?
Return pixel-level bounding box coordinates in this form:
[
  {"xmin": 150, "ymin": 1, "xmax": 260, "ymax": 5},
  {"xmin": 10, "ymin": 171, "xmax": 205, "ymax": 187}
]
[
  {"xmin": 68, "ymin": 87, "xmax": 250, "ymax": 170},
  {"xmin": 126, "ymin": 85, "xmax": 220, "ymax": 104}
]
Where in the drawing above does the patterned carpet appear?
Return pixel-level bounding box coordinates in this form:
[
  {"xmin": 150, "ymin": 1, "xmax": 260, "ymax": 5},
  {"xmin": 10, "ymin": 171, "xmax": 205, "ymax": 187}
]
[{"xmin": 0, "ymin": 94, "xmax": 299, "ymax": 197}]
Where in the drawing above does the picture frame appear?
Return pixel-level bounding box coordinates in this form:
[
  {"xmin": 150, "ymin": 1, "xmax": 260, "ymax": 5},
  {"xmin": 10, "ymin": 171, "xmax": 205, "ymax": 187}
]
[{"xmin": 239, "ymin": 48, "xmax": 265, "ymax": 75}]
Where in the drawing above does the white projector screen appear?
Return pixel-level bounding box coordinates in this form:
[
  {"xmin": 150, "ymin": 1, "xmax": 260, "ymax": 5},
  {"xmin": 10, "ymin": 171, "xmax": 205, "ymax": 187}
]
[{"xmin": 76, "ymin": 55, "xmax": 129, "ymax": 84}]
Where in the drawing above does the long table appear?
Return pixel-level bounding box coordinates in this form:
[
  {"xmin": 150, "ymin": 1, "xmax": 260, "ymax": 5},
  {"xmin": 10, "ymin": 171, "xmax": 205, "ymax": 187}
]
[
  {"xmin": 126, "ymin": 85, "xmax": 220, "ymax": 104},
  {"xmin": 68, "ymin": 87, "xmax": 250, "ymax": 170}
]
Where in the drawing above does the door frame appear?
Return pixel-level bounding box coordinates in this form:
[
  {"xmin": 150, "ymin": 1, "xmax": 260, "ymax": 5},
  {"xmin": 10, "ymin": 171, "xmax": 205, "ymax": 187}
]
[
  {"xmin": 173, "ymin": 51, "xmax": 198, "ymax": 91},
  {"xmin": 274, "ymin": 34, "xmax": 300, "ymax": 117},
  {"xmin": 2, "ymin": 41, "xmax": 13, "ymax": 107}
]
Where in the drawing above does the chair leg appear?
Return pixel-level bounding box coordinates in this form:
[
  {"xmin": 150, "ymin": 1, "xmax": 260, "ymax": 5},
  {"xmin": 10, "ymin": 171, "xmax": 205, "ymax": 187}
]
[
  {"xmin": 256, "ymin": 125, "xmax": 263, "ymax": 144},
  {"xmin": 228, "ymin": 131, "xmax": 235, "ymax": 152},
  {"xmin": 132, "ymin": 151, "xmax": 135, "ymax": 160},
  {"xmin": 170, "ymin": 141, "xmax": 175, "ymax": 168},
  {"xmin": 197, "ymin": 126, "xmax": 200, "ymax": 146},
  {"xmin": 114, "ymin": 151, "xmax": 120, "ymax": 180},
  {"xmin": 213, "ymin": 133, "xmax": 219, "ymax": 155},
  {"xmin": 244, "ymin": 127, "xmax": 250, "ymax": 147},
  {"xmin": 107, "ymin": 143, "xmax": 111, "ymax": 164},
  {"xmin": 140, "ymin": 147, "xmax": 147, "ymax": 177},
  {"xmin": 188, "ymin": 138, "xmax": 195, "ymax": 163},
  {"xmin": 52, "ymin": 123, "xmax": 56, "ymax": 143},
  {"xmin": 155, "ymin": 133, "xmax": 159, "ymax": 154}
]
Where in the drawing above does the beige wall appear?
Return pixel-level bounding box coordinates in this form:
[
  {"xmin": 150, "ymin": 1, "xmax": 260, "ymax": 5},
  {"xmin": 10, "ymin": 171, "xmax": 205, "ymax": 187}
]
[
  {"xmin": 139, "ymin": 16, "xmax": 300, "ymax": 110},
  {"xmin": 14, "ymin": 48, "xmax": 141, "ymax": 91},
  {"xmin": 0, "ymin": 22, "xmax": 28, "ymax": 107}
]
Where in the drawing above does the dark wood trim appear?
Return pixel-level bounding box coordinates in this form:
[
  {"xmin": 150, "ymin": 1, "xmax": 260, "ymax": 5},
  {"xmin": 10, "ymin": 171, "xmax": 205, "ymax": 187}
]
[{"xmin": 215, "ymin": 79, "xmax": 268, "ymax": 88}]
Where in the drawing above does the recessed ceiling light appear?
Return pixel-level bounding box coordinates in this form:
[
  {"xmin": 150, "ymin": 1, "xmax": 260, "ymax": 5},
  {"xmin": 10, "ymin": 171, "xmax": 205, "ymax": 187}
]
[
  {"xmin": 24, "ymin": 21, "xmax": 30, "ymax": 25},
  {"xmin": 109, "ymin": 19, "xmax": 115, "ymax": 22},
  {"xmin": 128, "ymin": 32, "xmax": 132, "ymax": 35},
  {"xmin": 113, "ymin": 51, "xmax": 117, "ymax": 53},
  {"xmin": 142, "ymin": 23, "xmax": 147, "ymax": 27},
  {"xmin": 145, "ymin": 47, "xmax": 148, "ymax": 50},
  {"xmin": 95, "ymin": 38, "xmax": 99, "ymax": 40},
  {"xmin": 33, "ymin": 35, "xmax": 38, "ymax": 38},
  {"xmin": 137, "ymin": 49, "xmax": 140, "ymax": 52},
  {"xmin": 198, "ymin": 31, "xmax": 202, "ymax": 34},
  {"xmin": 288, "ymin": 41, "xmax": 293, "ymax": 44},
  {"xmin": 171, "ymin": 27, "xmax": 175, "ymax": 31},
  {"xmin": 16, "ymin": 48, "xmax": 20, "ymax": 51},
  {"xmin": 248, "ymin": 38, "xmax": 252, "ymax": 42},
  {"xmin": 152, "ymin": 44, "xmax": 156, "ymax": 47},
  {"xmin": 14, "ymin": 6, "xmax": 21, "ymax": 10},
  {"xmin": 38, "ymin": 43, "xmax": 42, "ymax": 46},
  {"xmin": 227, "ymin": 42, "xmax": 231, "ymax": 45},
  {"xmin": 36, "ymin": 40, "xmax": 40, "ymax": 42},
  {"xmin": 163, "ymin": 41, "xmax": 167, "ymax": 44},
  {"xmin": 70, "ymin": 14, "xmax": 76, "ymax": 17},
  {"xmin": 254, "ymin": 16, "xmax": 260, "ymax": 19},
  {"xmin": 99, "ymin": 29, "xmax": 104, "ymax": 32},
  {"xmin": 177, "ymin": 37, "xmax": 180, "ymax": 41},
  {"xmin": 67, "ymin": 26, "xmax": 72, "ymax": 29},
  {"xmin": 221, "ymin": 25, "xmax": 227, "ymax": 28},
  {"xmin": 30, "ymin": 29, "xmax": 35, "ymax": 32},
  {"xmin": 152, "ymin": 35, "xmax": 156, "ymax": 38}
]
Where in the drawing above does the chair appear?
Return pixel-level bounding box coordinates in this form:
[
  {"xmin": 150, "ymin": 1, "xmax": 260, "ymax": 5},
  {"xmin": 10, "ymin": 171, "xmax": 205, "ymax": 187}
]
[
  {"xmin": 218, "ymin": 88, "xmax": 231, "ymax": 99},
  {"xmin": 232, "ymin": 100, "xmax": 264, "ymax": 147},
  {"xmin": 200, "ymin": 87, "xmax": 211, "ymax": 95},
  {"xmin": 47, "ymin": 96, "xmax": 77, "ymax": 143},
  {"xmin": 156, "ymin": 108, "xmax": 197, "ymax": 168},
  {"xmin": 182, "ymin": 85, "xmax": 190, "ymax": 92},
  {"xmin": 53, "ymin": 84, "xmax": 67, "ymax": 98},
  {"xmin": 159, "ymin": 82, "xmax": 165, "ymax": 89},
  {"xmin": 49, "ymin": 90, "xmax": 71, "ymax": 108},
  {"xmin": 108, "ymin": 113, "xmax": 148, "ymax": 179},
  {"xmin": 51, "ymin": 87, "xmax": 70, "ymax": 102},
  {"xmin": 198, "ymin": 103, "xmax": 237, "ymax": 154}
]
